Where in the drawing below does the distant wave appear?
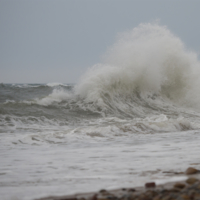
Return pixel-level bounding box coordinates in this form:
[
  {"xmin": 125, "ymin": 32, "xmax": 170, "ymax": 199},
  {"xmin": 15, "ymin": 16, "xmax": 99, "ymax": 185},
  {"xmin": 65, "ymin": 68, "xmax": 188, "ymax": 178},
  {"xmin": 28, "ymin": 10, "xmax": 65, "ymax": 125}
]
[
  {"xmin": 31, "ymin": 88, "xmax": 72, "ymax": 106},
  {"xmin": 3, "ymin": 88, "xmax": 72, "ymax": 106},
  {"xmin": 0, "ymin": 83, "xmax": 71, "ymax": 89},
  {"xmin": 46, "ymin": 82, "xmax": 70, "ymax": 87}
]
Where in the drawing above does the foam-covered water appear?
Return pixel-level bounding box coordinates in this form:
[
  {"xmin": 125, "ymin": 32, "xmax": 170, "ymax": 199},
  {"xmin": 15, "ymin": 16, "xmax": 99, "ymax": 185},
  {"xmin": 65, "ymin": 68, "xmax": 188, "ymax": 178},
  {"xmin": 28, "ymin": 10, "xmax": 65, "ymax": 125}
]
[{"xmin": 1, "ymin": 23, "xmax": 200, "ymax": 200}]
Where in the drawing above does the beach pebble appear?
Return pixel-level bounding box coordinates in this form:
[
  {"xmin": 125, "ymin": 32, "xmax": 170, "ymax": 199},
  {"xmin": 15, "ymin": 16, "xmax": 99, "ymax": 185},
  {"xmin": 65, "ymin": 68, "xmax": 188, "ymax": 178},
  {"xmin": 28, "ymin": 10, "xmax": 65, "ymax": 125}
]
[
  {"xmin": 145, "ymin": 182, "xmax": 156, "ymax": 188},
  {"xmin": 186, "ymin": 177, "xmax": 199, "ymax": 185},
  {"xmin": 174, "ymin": 183, "xmax": 185, "ymax": 189},
  {"xmin": 181, "ymin": 194, "xmax": 190, "ymax": 200},
  {"xmin": 91, "ymin": 194, "xmax": 97, "ymax": 200},
  {"xmin": 145, "ymin": 190, "xmax": 158, "ymax": 197},
  {"xmin": 194, "ymin": 193, "xmax": 200, "ymax": 199},
  {"xmin": 63, "ymin": 198, "xmax": 77, "ymax": 200},
  {"xmin": 99, "ymin": 190, "xmax": 112, "ymax": 197},
  {"xmin": 153, "ymin": 196, "xmax": 161, "ymax": 200},
  {"xmin": 168, "ymin": 188, "xmax": 180, "ymax": 193},
  {"xmin": 99, "ymin": 190, "xmax": 107, "ymax": 193},
  {"xmin": 185, "ymin": 167, "xmax": 199, "ymax": 175}
]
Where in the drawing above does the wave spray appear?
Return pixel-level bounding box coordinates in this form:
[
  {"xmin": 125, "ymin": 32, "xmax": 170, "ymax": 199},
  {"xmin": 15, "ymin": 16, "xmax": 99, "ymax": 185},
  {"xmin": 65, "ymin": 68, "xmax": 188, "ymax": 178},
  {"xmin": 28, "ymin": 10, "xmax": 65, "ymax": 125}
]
[{"xmin": 75, "ymin": 23, "xmax": 200, "ymax": 116}]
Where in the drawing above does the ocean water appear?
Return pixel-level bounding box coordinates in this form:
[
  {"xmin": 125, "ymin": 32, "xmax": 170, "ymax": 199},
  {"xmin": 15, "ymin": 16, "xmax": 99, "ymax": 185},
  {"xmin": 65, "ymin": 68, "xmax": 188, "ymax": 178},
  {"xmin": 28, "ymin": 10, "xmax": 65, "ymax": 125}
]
[{"xmin": 1, "ymin": 23, "xmax": 200, "ymax": 200}]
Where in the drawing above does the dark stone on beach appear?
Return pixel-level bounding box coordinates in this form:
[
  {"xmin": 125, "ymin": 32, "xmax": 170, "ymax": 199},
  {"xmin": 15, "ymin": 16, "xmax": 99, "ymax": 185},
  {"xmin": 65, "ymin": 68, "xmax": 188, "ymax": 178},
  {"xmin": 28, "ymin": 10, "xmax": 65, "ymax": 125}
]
[
  {"xmin": 161, "ymin": 194, "xmax": 174, "ymax": 200},
  {"xmin": 186, "ymin": 177, "xmax": 199, "ymax": 185},
  {"xmin": 61, "ymin": 198, "xmax": 77, "ymax": 200},
  {"xmin": 174, "ymin": 183, "xmax": 185, "ymax": 189},
  {"xmin": 145, "ymin": 190, "xmax": 158, "ymax": 198},
  {"xmin": 163, "ymin": 171, "xmax": 184, "ymax": 175},
  {"xmin": 153, "ymin": 196, "xmax": 161, "ymax": 200},
  {"xmin": 185, "ymin": 167, "xmax": 199, "ymax": 175},
  {"xmin": 100, "ymin": 190, "xmax": 107, "ymax": 193},
  {"xmin": 160, "ymin": 189, "xmax": 170, "ymax": 194},
  {"xmin": 169, "ymin": 188, "xmax": 181, "ymax": 193},
  {"xmin": 194, "ymin": 193, "xmax": 200, "ymax": 199},
  {"xmin": 106, "ymin": 196, "xmax": 116, "ymax": 200},
  {"xmin": 99, "ymin": 190, "xmax": 113, "ymax": 197},
  {"xmin": 36, "ymin": 168, "xmax": 200, "ymax": 200},
  {"xmin": 118, "ymin": 194, "xmax": 128, "ymax": 200},
  {"xmin": 128, "ymin": 188, "xmax": 135, "ymax": 192},
  {"xmin": 145, "ymin": 182, "xmax": 156, "ymax": 188},
  {"xmin": 91, "ymin": 194, "xmax": 97, "ymax": 200},
  {"xmin": 136, "ymin": 193, "xmax": 148, "ymax": 200}
]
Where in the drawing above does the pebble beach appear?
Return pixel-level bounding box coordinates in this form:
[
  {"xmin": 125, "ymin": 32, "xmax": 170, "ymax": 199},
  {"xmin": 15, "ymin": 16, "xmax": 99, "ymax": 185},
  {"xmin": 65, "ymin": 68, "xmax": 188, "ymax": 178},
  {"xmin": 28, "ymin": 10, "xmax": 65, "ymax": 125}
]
[{"xmin": 36, "ymin": 167, "xmax": 200, "ymax": 200}]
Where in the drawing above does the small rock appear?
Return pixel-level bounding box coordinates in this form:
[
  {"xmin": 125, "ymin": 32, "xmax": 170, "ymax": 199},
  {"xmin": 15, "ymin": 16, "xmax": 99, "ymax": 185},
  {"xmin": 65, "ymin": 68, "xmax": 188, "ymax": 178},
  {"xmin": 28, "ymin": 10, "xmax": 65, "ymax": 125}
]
[
  {"xmin": 162, "ymin": 195, "xmax": 171, "ymax": 200},
  {"xmin": 174, "ymin": 182, "xmax": 185, "ymax": 189},
  {"xmin": 119, "ymin": 194, "xmax": 130, "ymax": 200},
  {"xmin": 188, "ymin": 189, "xmax": 196, "ymax": 196},
  {"xmin": 97, "ymin": 198, "xmax": 108, "ymax": 200},
  {"xmin": 160, "ymin": 189, "xmax": 169, "ymax": 194},
  {"xmin": 145, "ymin": 190, "xmax": 158, "ymax": 197},
  {"xmin": 185, "ymin": 167, "xmax": 199, "ymax": 175},
  {"xmin": 174, "ymin": 172, "xmax": 184, "ymax": 175},
  {"xmin": 145, "ymin": 182, "xmax": 156, "ymax": 188},
  {"xmin": 106, "ymin": 196, "xmax": 115, "ymax": 200},
  {"xmin": 128, "ymin": 188, "xmax": 135, "ymax": 192},
  {"xmin": 194, "ymin": 194, "xmax": 200, "ymax": 199},
  {"xmin": 153, "ymin": 196, "xmax": 161, "ymax": 200},
  {"xmin": 186, "ymin": 177, "xmax": 199, "ymax": 185},
  {"xmin": 91, "ymin": 194, "xmax": 97, "ymax": 200},
  {"xmin": 99, "ymin": 190, "xmax": 107, "ymax": 193},
  {"xmin": 181, "ymin": 194, "xmax": 190, "ymax": 200},
  {"xmin": 98, "ymin": 190, "xmax": 111, "ymax": 197},
  {"xmin": 168, "ymin": 188, "xmax": 180, "ymax": 193},
  {"xmin": 63, "ymin": 198, "xmax": 77, "ymax": 200},
  {"xmin": 138, "ymin": 194, "xmax": 150, "ymax": 200}
]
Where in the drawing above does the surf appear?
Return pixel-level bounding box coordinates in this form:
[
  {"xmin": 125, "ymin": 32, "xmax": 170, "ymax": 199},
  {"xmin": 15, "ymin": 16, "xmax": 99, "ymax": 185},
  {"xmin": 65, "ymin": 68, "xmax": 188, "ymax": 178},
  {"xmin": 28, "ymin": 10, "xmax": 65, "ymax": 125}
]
[
  {"xmin": 73, "ymin": 23, "xmax": 200, "ymax": 117},
  {"xmin": 2, "ymin": 23, "xmax": 200, "ymax": 119}
]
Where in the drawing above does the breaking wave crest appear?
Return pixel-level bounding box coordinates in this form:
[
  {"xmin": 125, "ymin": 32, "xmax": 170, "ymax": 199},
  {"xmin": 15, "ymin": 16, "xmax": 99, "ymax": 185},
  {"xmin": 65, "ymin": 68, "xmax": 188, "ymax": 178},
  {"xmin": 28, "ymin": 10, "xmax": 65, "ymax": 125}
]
[
  {"xmin": 1, "ymin": 113, "xmax": 199, "ymax": 145},
  {"xmin": 73, "ymin": 23, "xmax": 200, "ymax": 117}
]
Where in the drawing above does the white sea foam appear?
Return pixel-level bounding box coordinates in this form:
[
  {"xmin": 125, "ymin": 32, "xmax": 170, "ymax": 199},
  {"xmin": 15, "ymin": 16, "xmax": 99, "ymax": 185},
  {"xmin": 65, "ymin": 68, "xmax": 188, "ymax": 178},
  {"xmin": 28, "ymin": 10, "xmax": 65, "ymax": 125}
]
[
  {"xmin": 46, "ymin": 82, "xmax": 69, "ymax": 87},
  {"xmin": 11, "ymin": 84, "xmax": 40, "ymax": 88},
  {"xmin": 3, "ymin": 100, "xmax": 16, "ymax": 104},
  {"xmin": 34, "ymin": 88, "xmax": 72, "ymax": 106},
  {"xmin": 1, "ymin": 113, "xmax": 198, "ymax": 146},
  {"xmin": 13, "ymin": 88, "xmax": 72, "ymax": 106},
  {"xmin": 75, "ymin": 23, "xmax": 200, "ymax": 114}
]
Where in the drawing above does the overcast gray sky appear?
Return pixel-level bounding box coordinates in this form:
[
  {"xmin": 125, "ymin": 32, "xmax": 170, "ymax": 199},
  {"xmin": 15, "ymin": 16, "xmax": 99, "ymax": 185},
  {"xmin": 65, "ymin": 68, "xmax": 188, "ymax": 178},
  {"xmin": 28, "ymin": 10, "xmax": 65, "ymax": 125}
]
[{"xmin": 1, "ymin": 0, "xmax": 200, "ymax": 83}]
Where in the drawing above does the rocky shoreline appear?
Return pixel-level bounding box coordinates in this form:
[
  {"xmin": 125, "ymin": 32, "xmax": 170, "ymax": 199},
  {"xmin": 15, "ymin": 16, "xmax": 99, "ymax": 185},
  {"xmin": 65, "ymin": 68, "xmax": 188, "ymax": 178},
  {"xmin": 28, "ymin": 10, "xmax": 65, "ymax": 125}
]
[{"xmin": 36, "ymin": 167, "xmax": 200, "ymax": 200}]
